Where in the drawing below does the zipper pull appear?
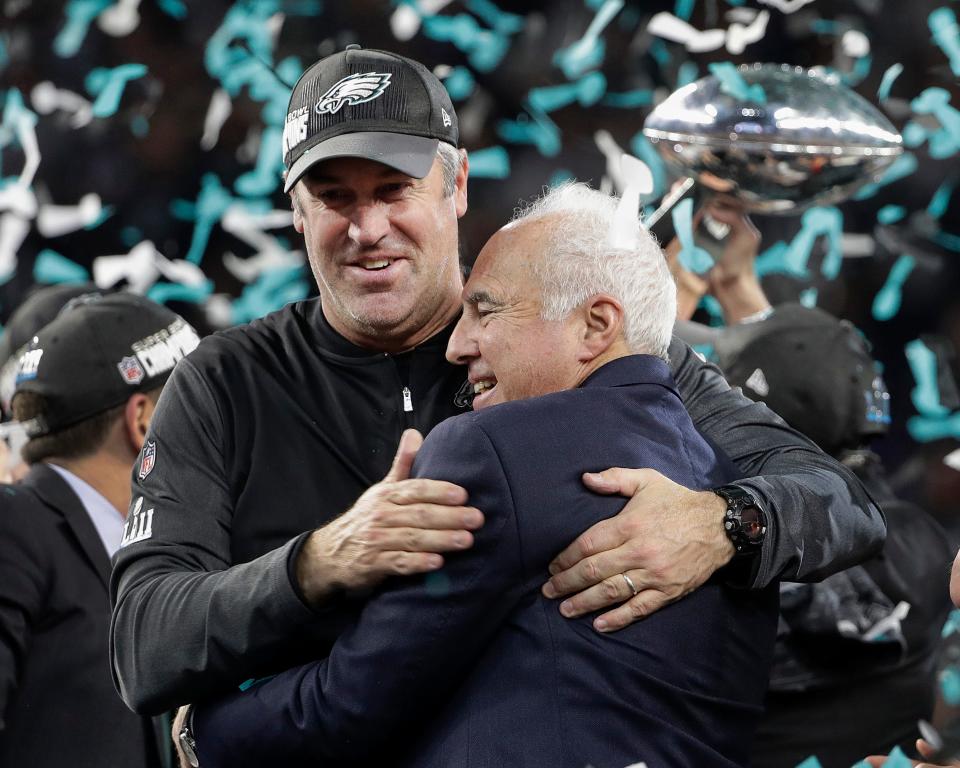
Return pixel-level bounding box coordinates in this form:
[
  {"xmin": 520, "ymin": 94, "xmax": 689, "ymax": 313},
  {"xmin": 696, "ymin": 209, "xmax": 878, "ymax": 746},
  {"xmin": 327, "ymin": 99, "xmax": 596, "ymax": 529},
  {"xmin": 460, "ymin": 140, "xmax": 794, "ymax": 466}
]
[{"xmin": 402, "ymin": 386, "xmax": 413, "ymax": 413}]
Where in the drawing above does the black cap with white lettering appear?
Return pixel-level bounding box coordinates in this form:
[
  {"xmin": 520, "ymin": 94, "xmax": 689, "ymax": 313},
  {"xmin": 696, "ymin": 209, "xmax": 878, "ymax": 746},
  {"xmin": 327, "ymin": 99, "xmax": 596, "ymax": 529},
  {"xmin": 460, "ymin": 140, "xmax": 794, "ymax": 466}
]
[
  {"xmin": 282, "ymin": 45, "xmax": 459, "ymax": 193},
  {"xmin": 12, "ymin": 293, "xmax": 200, "ymax": 438}
]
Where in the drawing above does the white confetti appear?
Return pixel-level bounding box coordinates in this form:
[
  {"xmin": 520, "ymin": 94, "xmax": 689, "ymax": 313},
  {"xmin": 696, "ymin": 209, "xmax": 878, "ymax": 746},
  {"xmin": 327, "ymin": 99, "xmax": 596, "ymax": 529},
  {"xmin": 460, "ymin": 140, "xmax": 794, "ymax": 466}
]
[
  {"xmin": 726, "ymin": 10, "xmax": 769, "ymax": 55},
  {"xmin": 648, "ymin": 13, "xmax": 727, "ymax": 53},
  {"xmin": 30, "ymin": 81, "xmax": 94, "ymax": 128},
  {"xmin": 93, "ymin": 241, "xmax": 161, "ymax": 293},
  {"xmin": 945, "ymin": 448, "xmax": 960, "ymax": 472},
  {"xmin": 36, "ymin": 192, "xmax": 103, "ymax": 237},
  {"xmin": 200, "ymin": 88, "xmax": 233, "ymax": 151},
  {"xmin": 97, "ymin": 0, "xmax": 142, "ymax": 37},
  {"xmin": 842, "ymin": 29, "xmax": 871, "ymax": 58},
  {"xmin": 757, "ymin": 0, "xmax": 817, "ymax": 13}
]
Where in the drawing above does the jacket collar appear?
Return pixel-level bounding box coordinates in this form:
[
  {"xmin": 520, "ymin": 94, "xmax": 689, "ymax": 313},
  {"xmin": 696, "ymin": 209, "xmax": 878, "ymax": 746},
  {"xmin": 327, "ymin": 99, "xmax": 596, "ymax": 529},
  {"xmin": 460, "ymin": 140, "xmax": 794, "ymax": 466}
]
[
  {"xmin": 579, "ymin": 354, "xmax": 678, "ymax": 396},
  {"xmin": 22, "ymin": 462, "xmax": 111, "ymax": 589}
]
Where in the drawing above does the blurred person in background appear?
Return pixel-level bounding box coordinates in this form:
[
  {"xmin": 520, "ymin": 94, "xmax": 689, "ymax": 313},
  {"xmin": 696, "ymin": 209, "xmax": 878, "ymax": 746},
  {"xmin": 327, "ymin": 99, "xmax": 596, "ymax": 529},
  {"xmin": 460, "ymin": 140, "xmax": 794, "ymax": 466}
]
[
  {"xmin": 0, "ymin": 293, "xmax": 199, "ymax": 768},
  {"xmin": 669, "ymin": 198, "xmax": 953, "ymax": 767}
]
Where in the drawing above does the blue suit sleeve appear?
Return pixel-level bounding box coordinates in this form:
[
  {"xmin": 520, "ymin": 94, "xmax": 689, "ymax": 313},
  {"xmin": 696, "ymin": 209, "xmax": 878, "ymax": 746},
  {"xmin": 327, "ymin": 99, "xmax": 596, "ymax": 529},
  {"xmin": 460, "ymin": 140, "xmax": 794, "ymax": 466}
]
[{"xmin": 191, "ymin": 415, "xmax": 524, "ymax": 767}]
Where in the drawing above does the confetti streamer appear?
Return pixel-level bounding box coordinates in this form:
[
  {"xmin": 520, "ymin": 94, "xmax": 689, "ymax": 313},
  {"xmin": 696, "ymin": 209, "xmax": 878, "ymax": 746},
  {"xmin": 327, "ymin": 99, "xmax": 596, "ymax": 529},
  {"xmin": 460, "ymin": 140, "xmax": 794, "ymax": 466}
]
[
  {"xmin": 147, "ymin": 279, "xmax": 214, "ymax": 305},
  {"xmin": 853, "ymin": 153, "xmax": 919, "ymax": 200},
  {"xmin": 799, "ymin": 287, "xmax": 818, "ymax": 307},
  {"xmin": 909, "ymin": 87, "xmax": 960, "ymax": 159},
  {"xmin": 906, "ymin": 338, "xmax": 950, "ymax": 417},
  {"xmin": 628, "ymin": 132, "xmax": 668, "ymax": 200},
  {"xmin": 782, "ymin": 206, "xmax": 844, "ymax": 279},
  {"xmin": 421, "ymin": 14, "xmax": 509, "ymax": 73},
  {"xmin": 927, "ymin": 179, "xmax": 955, "ymax": 220},
  {"xmin": 909, "ymin": 411, "xmax": 960, "ymax": 442},
  {"xmin": 33, "ymin": 249, "xmax": 91, "ymax": 285},
  {"xmin": 872, "ymin": 254, "xmax": 916, "ymax": 321},
  {"xmin": 553, "ymin": 0, "xmax": 623, "ymax": 79},
  {"xmin": 30, "ymin": 81, "xmax": 94, "ymax": 128},
  {"xmin": 497, "ymin": 110, "xmax": 561, "ymax": 156},
  {"xmin": 527, "ymin": 72, "xmax": 607, "ymax": 113},
  {"xmin": 880, "ymin": 750, "xmax": 913, "ymax": 768},
  {"xmin": 757, "ymin": 0, "xmax": 816, "ymax": 12},
  {"xmin": 945, "ymin": 448, "xmax": 960, "ymax": 471},
  {"xmin": 466, "ymin": 146, "xmax": 511, "ymax": 179},
  {"xmin": 673, "ymin": 197, "xmax": 714, "ymax": 274},
  {"xmin": 85, "ymin": 63, "xmax": 147, "ymax": 118},
  {"xmin": 171, "ymin": 174, "xmax": 238, "ymax": 265},
  {"xmin": 442, "ymin": 66, "xmax": 476, "ymax": 101},
  {"xmin": 54, "ymin": 0, "xmax": 112, "ymax": 58},
  {"xmin": 877, "ymin": 62, "xmax": 903, "ymax": 101},
  {"xmin": 97, "ymin": 0, "xmax": 142, "ymax": 37},
  {"xmin": 876, "ymin": 205, "xmax": 906, "ymax": 224},
  {"xmin": 608, "ymin": 154, "xmax": 654, "ymax": 249},
  {"xmin": 464, "ymin": 0, "xmax": 524, "ymax": 36},
  {"xmin": 792, "ymin": 757, "xmax": 823, "ymax": 768},
  {"xmin": 601, "ymin": 89, "xmax": 653, "ymax": 108},
  {"xmin": 708, "ymin": 62, "xmax": 767, "ymax": 103},
  {"xmin": 929, "ymin": 7, "xmax": 960, "ymax": 77}
]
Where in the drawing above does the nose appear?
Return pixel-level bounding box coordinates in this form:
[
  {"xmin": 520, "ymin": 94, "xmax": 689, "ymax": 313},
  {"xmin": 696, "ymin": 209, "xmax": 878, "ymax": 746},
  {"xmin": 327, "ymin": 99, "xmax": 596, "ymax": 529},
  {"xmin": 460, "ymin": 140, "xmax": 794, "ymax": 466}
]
[
  {"xmin": 347, "ymin": 201, "xmax": 390, "ymax": 246},
  {"xmin": 446, "ymin": 311, "xmax": 479, "ymax": 365}
]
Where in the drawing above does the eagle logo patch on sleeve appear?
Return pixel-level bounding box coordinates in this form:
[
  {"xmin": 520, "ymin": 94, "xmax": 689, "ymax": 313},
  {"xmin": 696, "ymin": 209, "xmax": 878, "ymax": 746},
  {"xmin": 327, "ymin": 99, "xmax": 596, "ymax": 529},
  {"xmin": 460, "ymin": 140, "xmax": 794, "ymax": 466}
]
[{"xmin": 315, "ymin": 72, "xmax": 392, "ymax": 115}]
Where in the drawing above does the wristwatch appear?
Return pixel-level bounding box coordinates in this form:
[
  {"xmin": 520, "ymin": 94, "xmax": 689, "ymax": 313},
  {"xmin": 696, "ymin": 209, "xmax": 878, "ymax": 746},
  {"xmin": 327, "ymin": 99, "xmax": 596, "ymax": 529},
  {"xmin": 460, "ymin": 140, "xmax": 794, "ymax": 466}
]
[
  {"xmin": 178, "ymin": 706, "xmax": 200, "ymax": 768},
  {"xmin": 713, "ymin": 484, "xmax": 767, "ymax": 556}
]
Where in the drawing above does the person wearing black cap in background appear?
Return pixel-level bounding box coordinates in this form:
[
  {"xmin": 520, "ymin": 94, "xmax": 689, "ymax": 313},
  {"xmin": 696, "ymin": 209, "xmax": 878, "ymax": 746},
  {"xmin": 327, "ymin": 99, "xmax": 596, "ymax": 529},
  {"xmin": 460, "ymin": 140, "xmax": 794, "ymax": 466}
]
[
  {"xmin": 714, "ymin": 306, "xmax": 953, "ymax": 768},
  {"xmin": 0, "ymin": 293, "xmax": 199, "ymax": 768},
  {"xmin": 0, "ymin": 282, "xmax": 101, "ymax": 481},
  {"xmin": 108, "ymin": 46, "xmax": 883, "ymax": 758}
]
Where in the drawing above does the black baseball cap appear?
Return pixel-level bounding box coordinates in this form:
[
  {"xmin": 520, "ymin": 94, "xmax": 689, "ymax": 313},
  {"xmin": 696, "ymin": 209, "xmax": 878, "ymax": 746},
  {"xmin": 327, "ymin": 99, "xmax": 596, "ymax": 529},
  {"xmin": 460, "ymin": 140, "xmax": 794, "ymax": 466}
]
[
  {"xmin": 12, "ymin": 293, "xmax": 200, "ymax": 438},
  {"xmin": 715, "ymin": 304, "xmax": 891, "ymax": 455},
  {"xmin": 0, "ymin": 283, "xmax": 102, "ymax": 419},
  {"xmin": 282, "ymin": 45, "xmax": 459, "ymax": 193}
]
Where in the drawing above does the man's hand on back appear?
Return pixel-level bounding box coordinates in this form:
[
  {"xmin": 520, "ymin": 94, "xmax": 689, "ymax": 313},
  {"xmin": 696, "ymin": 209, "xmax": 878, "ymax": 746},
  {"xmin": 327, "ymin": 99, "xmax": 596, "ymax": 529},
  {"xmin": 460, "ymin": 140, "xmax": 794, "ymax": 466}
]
[
  {"xmin": 296, "ymin": 429, "xmax": 484, "ymax": 606},
  {"xmin": 542, "ymin": 468, "xmax": 734, "ymax": 632}
]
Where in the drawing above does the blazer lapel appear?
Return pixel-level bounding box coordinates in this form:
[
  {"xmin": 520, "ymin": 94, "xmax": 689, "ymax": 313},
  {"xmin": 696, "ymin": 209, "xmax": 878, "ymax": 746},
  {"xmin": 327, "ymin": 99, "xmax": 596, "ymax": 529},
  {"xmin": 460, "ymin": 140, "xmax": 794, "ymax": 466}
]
[{"xmin": 24, "ymin": 463, "xmax": 112, "ymax": 590}]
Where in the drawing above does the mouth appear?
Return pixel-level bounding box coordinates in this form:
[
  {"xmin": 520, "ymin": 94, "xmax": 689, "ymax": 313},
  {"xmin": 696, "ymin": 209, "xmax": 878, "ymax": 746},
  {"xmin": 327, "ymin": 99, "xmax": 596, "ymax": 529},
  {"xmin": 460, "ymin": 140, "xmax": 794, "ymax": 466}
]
[
  {"xmin": 470, "ymin": 376, "xmax": 498, "ymax": 409},
  {"xmin": 358, "ymin": 258, "xmax": 393, "ymax": 271}
]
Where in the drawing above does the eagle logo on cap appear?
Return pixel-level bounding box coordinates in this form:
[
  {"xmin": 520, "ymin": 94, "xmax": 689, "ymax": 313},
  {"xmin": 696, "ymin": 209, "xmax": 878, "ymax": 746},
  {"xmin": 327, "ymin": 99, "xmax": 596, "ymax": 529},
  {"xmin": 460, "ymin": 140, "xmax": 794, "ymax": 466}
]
[{"xmin": 315, "ymin": 72, "xmax": 392, "ymax": 116}]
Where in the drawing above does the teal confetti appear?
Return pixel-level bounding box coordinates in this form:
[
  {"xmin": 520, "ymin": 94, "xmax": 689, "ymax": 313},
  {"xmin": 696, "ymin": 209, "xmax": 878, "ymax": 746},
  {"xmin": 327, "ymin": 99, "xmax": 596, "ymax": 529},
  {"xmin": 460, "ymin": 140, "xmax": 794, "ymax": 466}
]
[
  {"xmin": 548, "ymin": 169, "xmax": 575, "ymax": 186},
  {"xmin": 85, "ymin": 63, "xmax": 147, "ymax": 118},
  {"xmin": 33, "ymin": 250, "xmax": 91, "ymax": 284},
  {"xmin": 699, "ymin": 294, "xmax": 724, "ymax": 326},
  {"xmin": 877, "ymin": 205, "xmax": 906, "ymax": 224},
  {"xmin": 902, "ymin": 120, "xmax": 927, "ymax": 148},
  {"xmin": 157, "ymin": 0, "xmax": 188, "ymax": 18},
  {"xmin": 629, "ymin": 132, "xmax": 667, "ymax": 199},
  {"xmin": 232, "ymin": 266, "xmax": 309, "ymax": 324},
  {"xmin": 910, "ymin": 88, "xmax": 960, "ymax": 159},
  {"xmin": 708, "ymin": 62, "xmax": 766, "ymax": 104},
  {"xmin": 799, "ymin": 287, "xmax": 818, "ymax": 307},
  {"xmin": 677, "ymin": 61, "xmax": 699, "ymax": 89},
  {"xmin": 881, "ymin": 750, "xmax": 913, "ymax": 768},
  {"xmin": 443, "ymin": 66, "xmax": 476, "ymax": 101},
  {"xmin": 497, "ymin": 111, "xmax": 561, "ymax": 156},
  {"xmin": 84, "ymin": 204, "xmax": 114, "ymax": 230},
  {"xmin": 237, "ymin": 675, "xmax": 275, "ymax": 692},
  {"xmin": 422, "ymin": 14, "xmax": 509, "ymax": 73},
  {"xmin": 930, "ymin": 7, "xmax": 960, "ymax": 77},
  {"xmin": 673, "ymin": 198, "xmax": 713, "ymax": 275},
  {"xmin": 465, "ymin": 0, "xmax": 524, "ymax": 35},
  {"xmin": 553, "ymin": 0, "xmax": 623, "ymax": 80},
  {"xmin": 755, "ymin": 240, "xmax": 793, "ymax": 277},
  {"xmin": 810, "ymin": 19, "xmax": 839, "ymax": 35},
  {"xmin": 602, "ymin": 89, "xmax": 653, "ymax": 108},
  {"xmin": 171, "ymin": 174, "xmax": 236, "ymax": 265},
  {"xmin": 872, "ymin": 254, "xmax": 916, "ymax": 321},
  {"xmin": 906, "ymin": 338, "xmax": 950, "ymax": 417},
  {"xmin": 235, "ymin": 125, "xmax": 284, "ymax": 197},
  {"xmin": 909, "ymin": 411, "xmax": 960, "ymax": 441},
  {"xmin": 0, "ymin": 34, "xmax": 8, "ymax": 75},
  {"xmin": 121, "ymin": 226, "xmax": 143, "ymax": 247},
  {"xmin": 927, "ymin": 178, "xmax": 955, "ymax": 220},
  {"xmin": 849, "ymin": 762, "xmax": 872, "ymax": 768},
  {"xmin": 793, "ymin": 758, "xmax": 823, "ymax": 768},
  {"xmin": 782, "ymin": 207, "xmax": 844, "ymax": 279},
  {"xmin": 691, "ymin": 343, "xmax": 715, "ymax": 361},
  {"xmin": 467, "ymin": 146, "xmax": 511, "ymax": 179},
  {"xmin": 853, "ymin": 153, "xmax": 919, "ymax": 200},
  {"xmin": 877, "ymin": 63, "xmax": 903, "ymax": 101},
  {"xmin": 942, "ymin": 609, "xmax": 960, "ymax": 638},
  {"xmin": 674, "ymin": 0, "xmax": 695, "ymax": 21},
  {"xmin": 147, "ymin": 280, "xmax": 214, "ymax": 305},
  {"xmin": 649, "ymin": 38, "xmax": 671, "ymax": 67},
  {"xmin": 527, "ymin": 72, "xmax": 606, "ymax": 113},
  {"xmin": 934, "ymin": 229, "xmax": 960, "ymax": 251},
  {"xmin": 54, "ymin": 0, "xmax": 111, "ymax": 58}
]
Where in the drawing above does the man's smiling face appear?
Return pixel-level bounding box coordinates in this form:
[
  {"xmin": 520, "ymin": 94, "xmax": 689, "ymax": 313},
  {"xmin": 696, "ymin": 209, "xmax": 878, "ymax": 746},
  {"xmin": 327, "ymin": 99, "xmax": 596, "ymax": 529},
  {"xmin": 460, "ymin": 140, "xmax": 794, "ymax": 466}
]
[{"xmin": 445, "ymin": 219, "xmax": 586, "ymax": 410}]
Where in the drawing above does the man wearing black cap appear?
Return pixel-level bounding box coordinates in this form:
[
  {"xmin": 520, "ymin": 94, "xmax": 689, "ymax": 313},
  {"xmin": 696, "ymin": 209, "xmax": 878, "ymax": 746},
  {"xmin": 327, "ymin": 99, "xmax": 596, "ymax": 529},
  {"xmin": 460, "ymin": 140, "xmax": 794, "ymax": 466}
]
[
  {"xmin": 715, "ymin": 304, "xmax": 953, "ymax": 768},
  {"xmin": 0, "ymin": 293, "xmax": 199, "ymax": 768},
  {"xmin": 110, "ymin": 45, "xmax": 884, "ymax": 737}
]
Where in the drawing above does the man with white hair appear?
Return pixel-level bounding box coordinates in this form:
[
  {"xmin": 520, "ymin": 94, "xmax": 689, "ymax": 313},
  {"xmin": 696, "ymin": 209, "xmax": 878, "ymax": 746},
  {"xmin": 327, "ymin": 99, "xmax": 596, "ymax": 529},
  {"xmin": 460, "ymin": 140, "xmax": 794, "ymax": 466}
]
[{"xmin": 182, "ymin": 182, "xmax": 779, "ymax": 768}]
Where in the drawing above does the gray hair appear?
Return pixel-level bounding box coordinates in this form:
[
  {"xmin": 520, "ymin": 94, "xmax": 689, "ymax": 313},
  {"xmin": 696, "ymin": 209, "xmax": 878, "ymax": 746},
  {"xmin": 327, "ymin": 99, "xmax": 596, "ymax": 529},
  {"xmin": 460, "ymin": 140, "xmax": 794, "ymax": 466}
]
[
  {"xmin": 437, "ymin": 142, "xmax": 463, "ymax": 197},
  {"xmin": 510, "ymin": 182, "xmax": 676, "ymax": 361}
]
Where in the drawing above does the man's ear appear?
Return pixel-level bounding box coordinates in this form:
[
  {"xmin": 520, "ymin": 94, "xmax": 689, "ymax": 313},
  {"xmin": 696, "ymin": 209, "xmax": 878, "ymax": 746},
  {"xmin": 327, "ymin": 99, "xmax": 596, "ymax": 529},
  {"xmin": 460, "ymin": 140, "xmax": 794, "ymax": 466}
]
[
  {"xmin": 123, "ymin": 393, "xmax": 156, "ymax": 454},
  {"xmin": 578, "ymin": 294, "xmax": 624, "ymax": 361},
  {"xmin": 291, "ymin": 188, "xmax": 305, "ymax": 233},
  {"xmin": 454, "ymin": 149, "xmax": 469, "ymax": 219}
]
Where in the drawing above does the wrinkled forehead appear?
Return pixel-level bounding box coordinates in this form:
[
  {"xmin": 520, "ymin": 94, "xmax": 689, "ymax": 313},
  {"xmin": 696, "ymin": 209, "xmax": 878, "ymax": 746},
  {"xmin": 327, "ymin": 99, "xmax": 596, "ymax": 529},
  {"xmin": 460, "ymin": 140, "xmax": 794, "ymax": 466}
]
[{"xmin": 466, "ymin": 222, "xmax": 545, "ymax": 299}]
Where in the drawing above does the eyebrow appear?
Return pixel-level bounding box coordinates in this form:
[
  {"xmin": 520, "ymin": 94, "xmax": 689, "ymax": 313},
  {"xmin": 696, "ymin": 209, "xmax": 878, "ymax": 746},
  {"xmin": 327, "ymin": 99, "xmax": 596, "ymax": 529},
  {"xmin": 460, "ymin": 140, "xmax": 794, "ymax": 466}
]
[
  {"xmin": 465, "ymin": 290, "xmax": 504, "ymax": 307},
  {"xmin": 305, "ymin": 166, "xmax": 410, "ymax": 184}
]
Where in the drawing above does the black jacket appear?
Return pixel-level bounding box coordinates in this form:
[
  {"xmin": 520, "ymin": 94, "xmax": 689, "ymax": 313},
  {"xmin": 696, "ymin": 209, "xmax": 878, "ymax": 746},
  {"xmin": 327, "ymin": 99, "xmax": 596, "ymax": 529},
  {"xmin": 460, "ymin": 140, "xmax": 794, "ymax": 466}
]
[{"xmin": 0, "ymin": 463, "xmax": 164, "ymax": 768}]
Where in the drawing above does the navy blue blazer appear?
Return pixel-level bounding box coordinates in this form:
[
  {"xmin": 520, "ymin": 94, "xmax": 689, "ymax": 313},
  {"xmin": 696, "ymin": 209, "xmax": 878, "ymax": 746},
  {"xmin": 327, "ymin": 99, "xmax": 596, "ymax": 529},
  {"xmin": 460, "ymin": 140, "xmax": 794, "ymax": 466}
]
[{"xmin": 193, "ymin": 355, "xmax": 778, "ymax": 768}]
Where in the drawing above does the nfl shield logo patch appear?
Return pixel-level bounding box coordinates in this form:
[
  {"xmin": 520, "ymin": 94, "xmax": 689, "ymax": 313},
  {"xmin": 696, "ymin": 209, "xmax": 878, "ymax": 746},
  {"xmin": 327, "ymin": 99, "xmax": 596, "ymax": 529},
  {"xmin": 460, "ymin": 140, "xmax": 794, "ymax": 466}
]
[
  {"xmin": 138, "ymin": 441, "xmax": 156, "ymax": 481},
  {"xmin": 118, "ymin": 356, "xmax": 145, "ymax": 385}
]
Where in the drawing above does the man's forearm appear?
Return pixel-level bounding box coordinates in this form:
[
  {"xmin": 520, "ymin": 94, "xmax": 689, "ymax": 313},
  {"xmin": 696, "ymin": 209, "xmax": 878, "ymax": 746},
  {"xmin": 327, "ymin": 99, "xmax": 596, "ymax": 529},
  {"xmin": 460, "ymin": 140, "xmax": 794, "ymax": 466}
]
[
  {"xmin": 669, "ymin": 336, "xmax": 885, "ymax": 588},
  {"xmin": 110, "ymin": 537, "xmax": 318, "ymax": 714}
]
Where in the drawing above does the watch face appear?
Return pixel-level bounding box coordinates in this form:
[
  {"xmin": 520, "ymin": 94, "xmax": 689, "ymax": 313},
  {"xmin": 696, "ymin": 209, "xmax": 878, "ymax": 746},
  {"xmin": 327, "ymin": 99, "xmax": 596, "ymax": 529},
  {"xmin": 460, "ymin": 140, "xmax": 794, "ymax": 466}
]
[{"xmin": 739, "ymin": 505, "xmax": 765, "ymax": 543}]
